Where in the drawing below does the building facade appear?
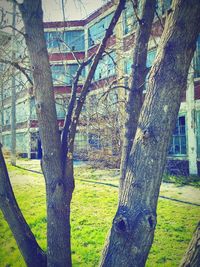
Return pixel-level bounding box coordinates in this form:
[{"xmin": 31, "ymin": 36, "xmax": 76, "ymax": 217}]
[{"xmin": 0, "ymin": 0, "xmax": 200, "ymax": 175}]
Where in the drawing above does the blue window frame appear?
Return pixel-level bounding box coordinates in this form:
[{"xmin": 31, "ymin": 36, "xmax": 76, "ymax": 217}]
[
  {"xmin": 45, "ymin": 30, "xmax": 84, "ymax": 51},
  {"xmin": 194, "ymin": 35, "xmax": 200, "ymax": 78},
  {"xmin": 169, "ymin": 115, "xmax": 187, "ymax": 156},
  {"xmin": 44, "ymin": 32, "xmax": 62, "ymax": 49},
  {"xmin": 94, "ymin": 51, "xmax": 116, "ymax": 80},
  {"xmin": 63, "ymin": 30, "xmax": 85, "ymax": 51},
  {"xmin": 51, "ymin": 64, "xmax": 85, "ymax": 85},
  {"xmin": 88, "ymin": 12, "xmax": 113, "ymax": 47}
]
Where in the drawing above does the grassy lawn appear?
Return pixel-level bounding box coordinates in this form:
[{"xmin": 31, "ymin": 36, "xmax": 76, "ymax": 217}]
[{"xmin": 0, "ymin": 165, "xmax": 200, "ymax": 266}]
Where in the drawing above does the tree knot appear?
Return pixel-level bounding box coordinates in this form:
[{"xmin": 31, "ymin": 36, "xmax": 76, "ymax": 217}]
[{"xmin": 114, "ymin": 214, "xmax": 130, "ymax": 234}]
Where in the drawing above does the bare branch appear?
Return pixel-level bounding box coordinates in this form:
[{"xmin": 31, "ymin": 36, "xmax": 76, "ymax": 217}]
[
  {"xmin": 68, "ymin": 0, "xmax": 126, "ymax": 152},
  {"xmin": 0, "ymin": 24, "xmax": 25, "ymax": 36},
  {"xmin": 61, "ymin": 55, "xmax": 94, "ymax": 159},
  {"xmin": 0, "ymin": 58, "xmax": 33, "ymax": 85}
]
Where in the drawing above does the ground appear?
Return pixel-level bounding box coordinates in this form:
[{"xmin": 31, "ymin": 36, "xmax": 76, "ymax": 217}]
[{"xmin": 0, "ymin": 159, "xmax": 200, "ymax": 266}]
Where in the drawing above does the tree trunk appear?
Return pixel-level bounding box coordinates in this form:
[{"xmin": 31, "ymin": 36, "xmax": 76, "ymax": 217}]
[
  {"xmin": 0, "ymin": 144, "xmax": 46, "ymax": 267},
  {"xmin": 18, "ymin": 1, "xmax": 73, "ymax": 266},
  {"xmin": 179, "ymin": 221, "xmax": 200, "ymax": 267},
  {"xmin": 100, "ymin": 1, "xmax": 200, "ymax": 266},
  {"xmin": 120, "ymin": 0, "xmax": 156, "ymax": 189}
]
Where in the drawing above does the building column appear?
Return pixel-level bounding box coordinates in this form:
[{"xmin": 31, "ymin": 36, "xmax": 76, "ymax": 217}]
[{"xmin": 186, "ymin": 66, "xmax": 198, "ymax": 175}]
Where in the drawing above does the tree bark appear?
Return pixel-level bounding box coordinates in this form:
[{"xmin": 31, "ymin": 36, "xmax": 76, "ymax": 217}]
[
  {"xmin": 18, "ymin": 0, "xmax": 126, "ymax": 266},
  {"xmin": 18, "ymin": 1, "xmax": 72, "ymax": 266},
  {"xmin": 0, "ymin": 144, "xmax": 46, "ymax": 267},
  {"xmin": 179, "ymin": 221, "xmax": 200, "ymax": 267},
  {"xmin": 120, "ymin": 0, "xmax": 156, "ymax": 190},
  {"xmin": 100, "ymin": 1, "xmax": 200, "ymax": 266}
]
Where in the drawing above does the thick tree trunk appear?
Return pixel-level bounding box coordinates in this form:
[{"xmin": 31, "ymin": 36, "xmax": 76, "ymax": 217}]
[
  {"xmin": 100, "ymin": 1, "xmax": 200, "ymax": 266},
  {"xmin": 179, "ymin": 221, "xmax": 200, "ymax": 267},
  {"xmin": 120, "ymin": 0, "xmax": 156, "ymax": 189},
  {"xmin": 0, "ymin": 144, "xmax": 46, "ymax": 267},
  {"xmin": 18, "ymin": 1, "xmax": 73, "ymax": 266}
]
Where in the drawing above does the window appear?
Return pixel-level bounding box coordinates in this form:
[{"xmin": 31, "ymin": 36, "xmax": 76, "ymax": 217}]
[
  {"xmin": 16, "ymin": 132, "xmax": 28, "ymax": 152},
  {"xmin": 196, "ymin": 111, "xmax": 200, "ymax": 157},
  {"xmin": 169, "ymin": 115, "xmax": 187, "ymax": 155},
  {"xmin": 51, "ymin": 64, "xmax": 83, "ymax": 85},
  {"xmin": 74, "ymin": 133, "xmax": 88, "ymax": 150},
  {"xmin": 63, "ymin": 30, "xmax": 85, "ymax": 51},
  {"xmin": 156, "ymin": 0, "xmax": 172, "ymax": 16},
  {"xmin": 88, "ymin": 12, "xmax": 114, "ymax": 47},
  {"xmin": 16, "ymin": 102, "xmax": 28, "ymax": 123},
  {"xmin": 94, "ymin": 51, "xmax": 116, "ymax": 81},
  {"xmin": 56, "ymin": 98, "xmax": 66, "ymax": 119},
  {"xmin": 194, "ymin": 35, "xmax": 200, "ymax": 78},
  {"xmin": 124, "ymin": 57, "xmax": 132, "ymax": 75},
  {"xmin": 44, "ymin": 31, "xmax": 62, "ymax": 50},
  {"xmin": 147, "ymin": 49, "xmax": 156, "ymax": 68},
  {"xmin": 88, "ymin": 133, "xmax": 101, "ymax": 149},
  {"xmin": 3, "ymin": 107, "xmax": 11, "ymax": 125},
  {"xmin": 123, "ymin": 1, "xmax": 142, "ymax": 35},
  {"xmin": 2, "ymin": 134, "xmax": 11, "ymax": 149},
  {"xmin": 30, "ymin": 98, "xmax": 37, "ymax": 119},
  {"xmin": 145, "ymin": 49, "xmax": 157, "ymax": 90}
]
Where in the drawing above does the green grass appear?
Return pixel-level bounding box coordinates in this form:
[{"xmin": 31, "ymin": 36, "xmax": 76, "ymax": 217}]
[
  {"xmin": 163, "ymin": 174, "xmax": 200, "ymax": 188},
  {"xmin": 0, "ymin": 166, "xmax": 199, "ymax": 267}
]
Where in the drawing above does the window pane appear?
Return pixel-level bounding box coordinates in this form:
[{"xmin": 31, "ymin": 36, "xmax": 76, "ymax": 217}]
[{"xmin": 169, "ymin": 115, "xmax": 187, "ymax": 155}]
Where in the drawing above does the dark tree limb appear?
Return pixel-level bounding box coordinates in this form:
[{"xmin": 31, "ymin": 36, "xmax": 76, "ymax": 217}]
[
  {"xmin": 0, "ymin": 144, "xmax": 46, "ymax": 267},
  {"xmin": 61, "ymin": 55, "xmax": 94, "ymax": 167},
  {"xmin": 120, "ymin": 0, "xmax": 156, "ymax": 190},
  {"xmin": 68, "ymin": 0, "xmax": 126, "ymax": 153}
]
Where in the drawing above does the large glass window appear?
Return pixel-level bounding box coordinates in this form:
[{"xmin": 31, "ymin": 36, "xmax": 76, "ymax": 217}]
[
  {"xmin": 74, "ymin": 133, "xmax": 88, "ymax": 150},
  {"xmin": 194, "ymin": 35, "xmax": 200, "ymax": 78},
  {"xmin": 94, "ymin": 51, "xmax": 116, "ymax": 81},
  {"xmin": 3, "ymin": 107, "xmax": 11, "ymax": 125},
  {"xmin": 147, "ymin": 49, "xmax": 156, "ymax": 68},
  {"xmin": 51, "ymin": 64, "xmax": 84, "ymax": 85},
  {"xmin": 16, "ymin": 101, "xmax": 28, "ymax": 123},
  {"xmin": 45, "ymin": 30, "xmax": 85, "ymax": 52},
  {"xmin": 63, "ymin": 30, "xmax": 85, "ymax": 51},
  {"xmin": 156, "ymin": 0, "xmax": 172, "ymax": 16},
  {"xmin": 56, "ymin": 98, "xmax": 66, "ymax": 119},
  {"xmin": 30, "ymin": 98, "xmax": 37, "ymax": 120},
  {"xmin": 88, "ymin": 12, "xmax": 113, "ymax": 47},
  {"xmin": 2, "ymin": 134, "xmax": 11, "ymax": 149},
  {"xmin": 169, "ymin": 115, "xmax": 187, "ymax": 156},
  {"xmin": 44, "ymin": 31, "xmax": 62, "ymax": 50}
]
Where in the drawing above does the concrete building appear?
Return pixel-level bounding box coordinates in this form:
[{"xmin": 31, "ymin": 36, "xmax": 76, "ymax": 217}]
[{"xmin": 0, "ymin": 0, "xmax": 200, "ymax": 175}]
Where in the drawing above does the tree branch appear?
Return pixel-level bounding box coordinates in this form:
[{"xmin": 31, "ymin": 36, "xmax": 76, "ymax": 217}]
[
  {"xmin": 61, "ymin": 55, "xmax": 94, "ymax": 165},
  {"xmin": 68, "ymin": 0, "xmax": 126, "ymax": 153},
  {"xmin": 0, "ymin": 58, "xmax": 33, "ymax": 85}
]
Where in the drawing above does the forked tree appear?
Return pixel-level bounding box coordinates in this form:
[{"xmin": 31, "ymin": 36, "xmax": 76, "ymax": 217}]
[
  {"xmin": 0, "ymin": 0, "xmax": 200, "ymax": 267},
  {"xmin": 0, "ymin": 0, "xmax": 126, "ymax": 266}
]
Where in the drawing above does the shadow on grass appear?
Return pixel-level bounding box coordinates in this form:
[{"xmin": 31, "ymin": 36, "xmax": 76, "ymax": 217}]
[{"xmin": 15, "ymin": 165, "xmax": 200, "ymax": 207}]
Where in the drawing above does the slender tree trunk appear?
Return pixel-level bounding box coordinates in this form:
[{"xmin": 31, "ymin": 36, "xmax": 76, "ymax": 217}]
[
  {"xmin": 100, "ymin": 1, "xmax": 200, "ymax": 266},
  {"xmin": 11, "ymin": 1, "xmax": 16, "ymax": 166},
  {"xmin": 120, "ymin": 0, "xmax": 156, "ymax": 189},
  {"xmin": 179, "ymin": 221, "xmax": 200, "ymax": 267},
  {"xmin": 18, "ymin": 1, "xmax": 73, "ymax": 266},
  {"xmin": 0, "ymin": 144, "xmax": 46, "ymax": 267}
]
